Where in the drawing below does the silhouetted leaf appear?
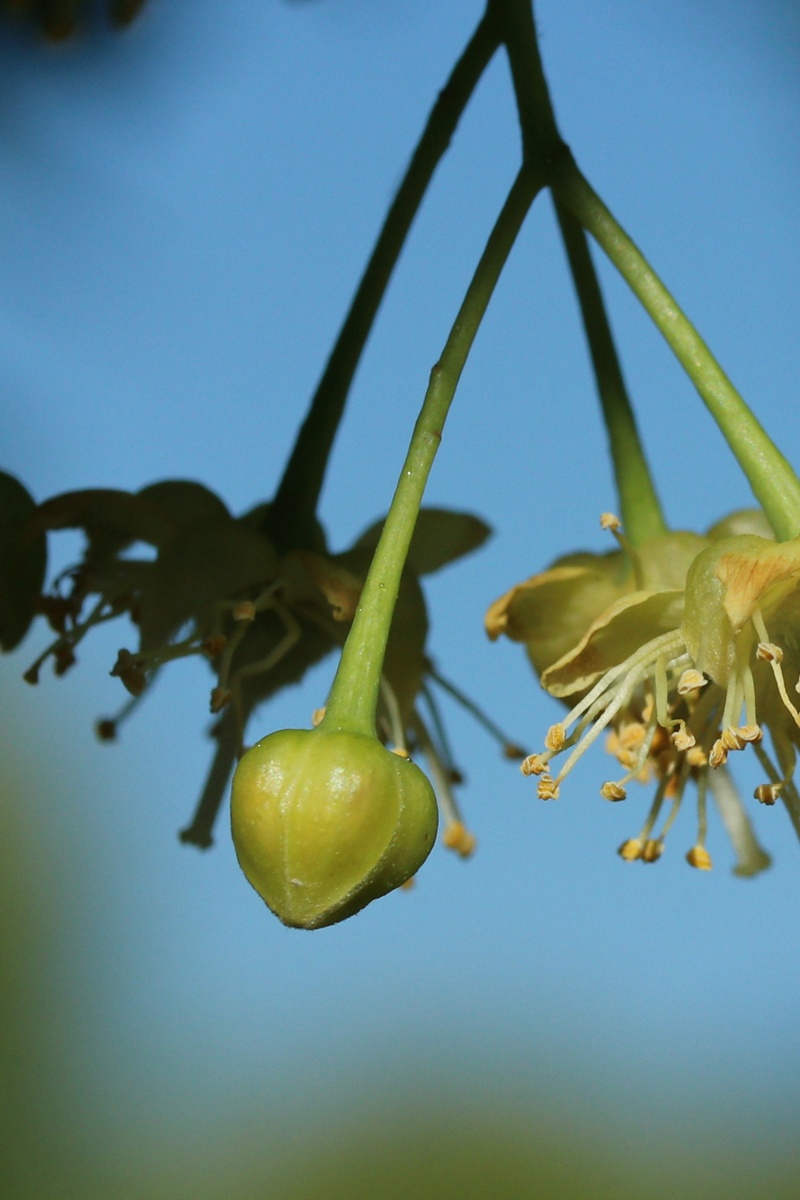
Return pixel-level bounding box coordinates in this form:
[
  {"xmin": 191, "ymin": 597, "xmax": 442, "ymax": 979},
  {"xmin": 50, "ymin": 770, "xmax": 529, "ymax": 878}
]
[
  {"xmin": 138, "ymin": 480, "xmax": 230, "ymax": 531},
  {"xmin": 354, "ymin": 507, "xmax": 491, "ymax": 575},
  {"xmin": 137, "ymin": 517, "xmax": 279, "ymax": 650},
  {"xmin": 34, "ymin": 488, "xmax": 176, "ymax": 549},
  {"xmin": 0, "ymin": 470, "xmax": 47, "ymax": 652}
]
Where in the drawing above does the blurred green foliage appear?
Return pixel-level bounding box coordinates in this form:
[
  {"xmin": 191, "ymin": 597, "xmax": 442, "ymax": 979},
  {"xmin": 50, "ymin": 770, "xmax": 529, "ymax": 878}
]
[{"xmin": 3, "ymin": 717, "xmax": 800, "ymax": 1200}]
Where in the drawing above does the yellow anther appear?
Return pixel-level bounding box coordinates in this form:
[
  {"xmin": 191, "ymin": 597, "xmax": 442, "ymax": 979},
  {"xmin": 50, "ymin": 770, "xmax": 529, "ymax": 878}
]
[
  {"xmin": 754, "ymin": 783, "xmax": 781, "ymax": 806},
  {"xmin": 670, "ymin": 721, "xmax": 696, "ymax": 752},
  {"xmin": 399, "ymin": 876, "xmax": 416, "ymax": 891},
  {"xmin": 442, "ymin": 821, "xmax": 477, "ymax": 858},
  {"xmin": 677, "ymin": 669, "xmax": 707, "ymax": 695},
  {"xmin": 641, "ymin": 838, "xmax": 664, "ymax": 863},
  {"xmin": 311, "ymin": 707, "xmax": 326, "ymax": 726},
  {"xmin": 391, "ymin": 746, "xmax": 410, "ymax": 759},
  {"xmin": 600, "ymin": 781, "xmax": 627, "ymax": 802},
  {"xmin": 521, "ymin": 753, "xmax": 548, "ymax": 776},
  {"xmin": 544, "ymin": 723, "xmax": 566, "ymax": 753},
  {"xmin": 720, "ymin": 727, "xmax": 743, "ymax": 751},
  {"xmin": 617, "ymin": 838, "xmax": 643, "ymax": 862},
  {"xmin": 686, "ymin": 845, "xmax": 713, "ymax": 870},
  {"xmin": 757, "ymin": 641, "xmax": 783, "ymax": 663},
  {"xmin": 733, "ymin": 724, "xmax": 762, "ymax": 744},
  {"xmin": 709, "ymin": 739, "xmax": 728, "ymax": 768},
  {"xmin": 599, "ymin": 512, "xmax": 622, "ymax": 531},
  {"xmin": 686, "ymin": 745, "xmax": 708, "ymax": 768},
  {"xmin": 537, "ymin": 774, "xmax": 560, "ymax": 801}
]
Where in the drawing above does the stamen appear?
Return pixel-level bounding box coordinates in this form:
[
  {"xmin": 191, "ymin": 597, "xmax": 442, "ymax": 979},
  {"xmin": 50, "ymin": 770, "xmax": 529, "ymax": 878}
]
[
  {"xmin": 545, "ymin": 724, "xmax": 566, "ymax": 752},
  {"xmin": 554, "ymin": 630, "xmax": 686, "ymax": 739},
  {"xmin": 686, "ymin": 845, "xmax": 713, "ymax": 869},
  {"xmin": 618, "ymin": 775, "xmax": 671, "ymax": 864},
  {"xmin": 442, "ymin": 821, "xmax": 477, "ymax": 858},
  {"xmin": 425, "ymin": 667, "xmax": 527, "ymax": 760},
  {"xmin": 603, "ymin": 708, "xmax": 660, "ymax": 795},
  {"xmin": 753, "ymin": 608, "xmax": 800, "ymax": 728},
  {"xmin": 754, "ymin": 783, "xmax": 780, "ymax": 806},
  {"xmin": 537, "ymin": 774, "xmax": 560, "ymax": 801},
  {"xmin": 521, "ymin": 754, "xmax": 548, "ymax": 776},
  {"xmin": 599, "ymin": 512, "xmax": 621, "ymax": 531},
  {"xmin": 677, "ymin": 669, "xmax": 707, "ymax": 695},
  {"xmin": 379, "ymin": 676, "xmax": 407, "ymax": 755},
  {"xmin": 671, "ymin": 720, "xmax": 695, "ymax": 751},
  {"xmin": 551, "ymin": 636, "xmax": 687, "ymax": 789},
  {"xmin": 412, "ymin": 711, "xmax": 477, "ymax": 858}
]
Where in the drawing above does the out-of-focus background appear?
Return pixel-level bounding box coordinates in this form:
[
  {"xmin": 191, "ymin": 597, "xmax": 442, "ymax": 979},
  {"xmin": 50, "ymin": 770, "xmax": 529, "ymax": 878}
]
[{"xmin": 2, "ymin": 2, "xmax": 800, "ymax": 1196}]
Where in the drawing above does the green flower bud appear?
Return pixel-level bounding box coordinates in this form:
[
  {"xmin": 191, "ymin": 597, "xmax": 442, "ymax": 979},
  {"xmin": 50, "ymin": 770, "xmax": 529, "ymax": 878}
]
[{"xmin": 230, "ymin": 727, "xmax": 438, "ymax": 929}]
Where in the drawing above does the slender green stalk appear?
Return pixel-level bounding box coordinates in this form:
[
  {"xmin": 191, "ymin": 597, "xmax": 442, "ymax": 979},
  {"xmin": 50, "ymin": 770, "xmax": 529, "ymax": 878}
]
[
  {"xmin": 491, "ymin": 0, "xmax": 560, "ymax": 164},
  {"xmin": 496, "ymin": 0, "xmax": 667, "ymax": 544},
  {"xmin": 552, "ymin": 155, "xmax": 800, "ymax": 541},
  {"xmin": 322, "ymin": 166, "xmax": 542, "ymax": 736},
  {"xmin": 554, "ymin": 201, "xmax": 667, "ymax": 544},
  {"xmin": 264, "ymin": 8, "xmax": 501, "ymax": 553}
]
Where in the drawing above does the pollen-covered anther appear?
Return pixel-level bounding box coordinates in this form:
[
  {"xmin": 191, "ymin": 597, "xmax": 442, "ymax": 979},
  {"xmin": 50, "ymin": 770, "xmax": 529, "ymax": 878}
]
[
  {"xmin": 720, "ymin": 727, "xmax": 743, "ymax": 751},
  {"xmin": 232, "ymin": 600, "xmax": 256, "ymax": 622},
  {"xmin": 618, "ymin": 838, "xmax": 643, "ymax": 862},
  {"xmin": 686, "ymin": 745, "xmax": 708, "ymax": 768},
  {"xmin": 442, "ymin": 820, "xmax": 477, "ymax": 858},
  {"xmin": 599, "ymin": 512, "xmax": 621, "ymax": 531},
  {"xmin": 641, "ymin": 838, "xmax": 664, "ymax": 863},
  {"xmin": 754, "ymin": 783, "xmax": 781, "ymax": 806},
  {"xmin": 537, "ymin": 774, "xmax": 560, "ymax": 801},
  {"xmin": 311, "ymin": 707, "xmax": 326, "ymax": 727},
  {"xmin": 677, "ymin": 669, "xmax": 707, "ymax": 695},
  {"xmin": 686, "ymin": 845, "xmax": 712, "ymax": 870},
  {"xmin": 600, "ymin": 781, "xmax": 626, "ymax": 802},
  {"xmin": 733, "ymin": 724, "xmax": 762, "ymax": 745},
  {"xmin": 757, "ymin": 641, "xmax": 783, "ymax": 664},
  {"xmin": 391, "ymin": 746, "xmax": 410, "ymax": 759},
  {"xmin": 544, "ymin": 723, "xmax": 566, "ymax": 753},
  {"xmin": 708, "ymin": 739, "xmax": 728, "ymax": 768},
  {"xmin": 521, "ymin": 753, "xmax": 548, "ymax": 777},
  {"xmin": 210, "ymin": 685, "xmax": 232, "ymax": 712},
  {"xmin": 670, "ymin": 721, "xmax": 696, "ymax": 752}
]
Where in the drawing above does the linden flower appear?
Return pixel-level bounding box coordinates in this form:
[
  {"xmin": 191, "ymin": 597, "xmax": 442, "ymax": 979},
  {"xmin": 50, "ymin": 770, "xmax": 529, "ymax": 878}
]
[{"xmin": 489, "ymin": 513, "xmax": 800, "ymax": 875}]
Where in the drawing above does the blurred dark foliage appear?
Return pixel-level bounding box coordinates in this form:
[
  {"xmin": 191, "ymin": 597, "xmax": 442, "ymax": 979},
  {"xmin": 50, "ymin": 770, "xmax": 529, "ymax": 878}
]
[{"xmin": 0, "ymin": 0, "xmax": 146, "ymax": 42}]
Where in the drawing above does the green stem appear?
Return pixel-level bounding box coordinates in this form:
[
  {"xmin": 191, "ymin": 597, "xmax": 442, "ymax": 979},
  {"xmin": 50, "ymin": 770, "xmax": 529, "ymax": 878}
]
[
  {"xmin": 322, "ymin": 166, "xmax": 542, "ymax": 736},
  {"xmin": 553, "ymin": 201, "xmax": 667, "ymax": 544},
  {"xmin": 552, "ymin": 154, "xmax": 800, "ymax": 541},
  {"xmin": 264, "ymin": 8, "xmax": 501, "ymax": 553},
  {"xmin": 496, "ymin": 0, "xmax": 667, "ymax": 545}
]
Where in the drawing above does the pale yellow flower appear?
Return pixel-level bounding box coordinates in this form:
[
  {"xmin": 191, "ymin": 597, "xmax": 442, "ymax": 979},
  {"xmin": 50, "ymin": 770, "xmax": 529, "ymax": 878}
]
[{"xmin": 489, "ymin": 513, "xmax": 800, "ymax": 874}]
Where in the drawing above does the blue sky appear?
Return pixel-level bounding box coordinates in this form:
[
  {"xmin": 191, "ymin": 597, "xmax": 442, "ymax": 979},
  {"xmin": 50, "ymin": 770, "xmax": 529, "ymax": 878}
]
[{"xmin": 2, "ymin": 2, "xmax": 800, "ymax": 1192}]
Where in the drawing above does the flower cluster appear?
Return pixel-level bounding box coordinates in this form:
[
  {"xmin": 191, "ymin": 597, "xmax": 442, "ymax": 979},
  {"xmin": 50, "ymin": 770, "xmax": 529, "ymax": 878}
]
[
  {"xmin": 2, "ymin": 471, "xmax": 510, "ymax": 856},
  {"xmin": 487, "ymin": 510, "xmax": 800, "ymax": 874}
]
